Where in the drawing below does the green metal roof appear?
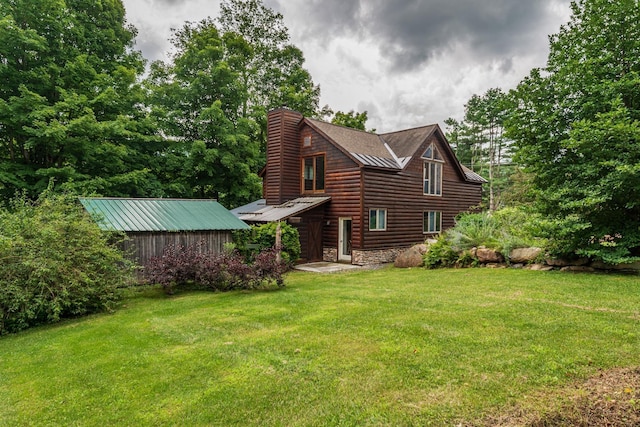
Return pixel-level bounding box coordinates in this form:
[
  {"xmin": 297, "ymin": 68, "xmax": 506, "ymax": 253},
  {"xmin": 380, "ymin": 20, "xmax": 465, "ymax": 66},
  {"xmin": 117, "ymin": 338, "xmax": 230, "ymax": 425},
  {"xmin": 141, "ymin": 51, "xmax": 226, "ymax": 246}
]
[{"xmin": 79, "ymin": 198, "xmax": 250, "ymax": 232}]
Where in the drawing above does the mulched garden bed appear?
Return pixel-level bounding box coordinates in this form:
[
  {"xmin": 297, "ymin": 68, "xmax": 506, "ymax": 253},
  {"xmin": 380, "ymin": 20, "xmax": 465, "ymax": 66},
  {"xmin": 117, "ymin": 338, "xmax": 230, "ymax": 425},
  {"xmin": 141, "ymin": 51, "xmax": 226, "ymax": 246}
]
[{"xmin": 470, "ymin": 367, "xmax": 640, "ymax": 426}]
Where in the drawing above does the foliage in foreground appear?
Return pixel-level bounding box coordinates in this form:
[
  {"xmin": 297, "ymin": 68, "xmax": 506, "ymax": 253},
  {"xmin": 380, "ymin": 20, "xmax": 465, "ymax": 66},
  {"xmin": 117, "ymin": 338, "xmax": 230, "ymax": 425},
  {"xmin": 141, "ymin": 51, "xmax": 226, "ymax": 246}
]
[
  {"xmin": 234, "ymin": 221, "xmax": 301, "ymax": 264},
  {"xmin": 507, "ymin": 0, "xmax": 640, "ymax": 264},
  {"xmin": 0, "ymin": 192, "xmax": 134, "ymax": 335},
  {"xmin": 144, "ymin": 242, "xmax": 286, "ymax": 294},
  {"xmin": 424, "ymin": 208, "xmax": 546, "ymax": 268}
]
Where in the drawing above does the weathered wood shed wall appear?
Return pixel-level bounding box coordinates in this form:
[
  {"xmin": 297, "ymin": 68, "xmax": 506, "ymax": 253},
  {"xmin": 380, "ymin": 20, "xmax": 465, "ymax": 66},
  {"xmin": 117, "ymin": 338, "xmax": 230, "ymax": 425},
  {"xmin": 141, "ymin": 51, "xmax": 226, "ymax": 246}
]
[{"xmin": 80, "ymin": 198, "xmax": 249, "ymax": 266}]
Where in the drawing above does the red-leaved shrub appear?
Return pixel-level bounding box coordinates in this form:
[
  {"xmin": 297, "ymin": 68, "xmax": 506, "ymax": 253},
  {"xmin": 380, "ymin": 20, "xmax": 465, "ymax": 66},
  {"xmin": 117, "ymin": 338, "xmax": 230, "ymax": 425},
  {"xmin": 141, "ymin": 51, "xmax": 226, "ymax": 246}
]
[{"xmin": 144, "ymin": 242, "xmax": 287, "ymax": 294}]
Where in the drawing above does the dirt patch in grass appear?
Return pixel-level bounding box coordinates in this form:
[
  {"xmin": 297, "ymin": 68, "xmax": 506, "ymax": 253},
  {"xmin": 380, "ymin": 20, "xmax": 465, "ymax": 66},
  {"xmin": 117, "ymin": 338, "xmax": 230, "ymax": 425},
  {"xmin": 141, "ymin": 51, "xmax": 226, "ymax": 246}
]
[{"xmin": 470, "ymin": 367, "xmax": 640, "ymax": 426}]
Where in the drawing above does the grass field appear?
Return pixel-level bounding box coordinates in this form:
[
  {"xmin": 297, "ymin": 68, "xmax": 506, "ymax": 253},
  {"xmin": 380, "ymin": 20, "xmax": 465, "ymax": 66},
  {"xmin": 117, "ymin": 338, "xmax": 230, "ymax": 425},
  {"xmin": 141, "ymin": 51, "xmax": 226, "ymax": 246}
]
[{"xmin": 0, "ymin": 268, "xmax": 638, "ymax": 426}]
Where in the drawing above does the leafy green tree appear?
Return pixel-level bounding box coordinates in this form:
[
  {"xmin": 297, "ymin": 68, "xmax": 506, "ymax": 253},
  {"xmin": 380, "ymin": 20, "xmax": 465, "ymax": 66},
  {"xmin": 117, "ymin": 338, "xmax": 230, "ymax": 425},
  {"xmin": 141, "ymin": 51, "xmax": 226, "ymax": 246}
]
[
  {"xmin": 507, "ymin": 0, "xmax": 640, "ymax": 263},
  {"xmin": 217, "ymin": 0, "xmax": 320, "ymax": 118},
  {"xmin": 147, "ymin": 20, "xmax": 261, "ymax": 208},
  {"xmin": 0, "ymin": 0, "xmax": 164, "ymax": 200},
  {"xmin": 330, "ymin": 110, "xmax": 373, "ymax": 132}
]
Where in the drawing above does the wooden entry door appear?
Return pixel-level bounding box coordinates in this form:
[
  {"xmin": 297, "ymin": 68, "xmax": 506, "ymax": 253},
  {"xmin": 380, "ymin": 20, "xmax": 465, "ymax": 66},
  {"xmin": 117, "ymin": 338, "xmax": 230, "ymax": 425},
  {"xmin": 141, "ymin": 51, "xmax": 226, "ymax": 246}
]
[{"xmin": 307, "ymin": 220, "xmax": 323, "ymax": 261}]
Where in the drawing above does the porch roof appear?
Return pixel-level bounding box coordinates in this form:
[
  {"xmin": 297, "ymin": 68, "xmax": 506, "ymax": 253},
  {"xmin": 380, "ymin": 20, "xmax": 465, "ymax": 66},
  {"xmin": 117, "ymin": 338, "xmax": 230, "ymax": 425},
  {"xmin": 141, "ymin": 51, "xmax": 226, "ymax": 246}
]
[{"xmin": 234, "ymin": 196, "xmax": 331, "ymax": 223}]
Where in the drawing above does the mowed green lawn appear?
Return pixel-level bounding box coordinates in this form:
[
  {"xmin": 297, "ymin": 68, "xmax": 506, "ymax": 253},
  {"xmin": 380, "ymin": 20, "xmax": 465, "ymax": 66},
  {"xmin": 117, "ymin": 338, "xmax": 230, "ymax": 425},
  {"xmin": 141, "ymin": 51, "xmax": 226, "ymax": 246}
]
[{"xmin": 1, "ymin": 268, "xmax": 638, "ymax": 426}]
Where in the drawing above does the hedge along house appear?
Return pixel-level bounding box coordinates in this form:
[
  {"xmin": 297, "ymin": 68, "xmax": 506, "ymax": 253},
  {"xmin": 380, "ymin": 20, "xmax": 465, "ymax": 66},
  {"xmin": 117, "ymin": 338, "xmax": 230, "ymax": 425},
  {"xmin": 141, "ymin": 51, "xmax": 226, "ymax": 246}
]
[
  {"xmin": 234, "ymin": 108, "xmax": 486, "ymax": 265},
  {"xmin": 80, "ymin": 198, "xmax": 250, "ymax": 265}
]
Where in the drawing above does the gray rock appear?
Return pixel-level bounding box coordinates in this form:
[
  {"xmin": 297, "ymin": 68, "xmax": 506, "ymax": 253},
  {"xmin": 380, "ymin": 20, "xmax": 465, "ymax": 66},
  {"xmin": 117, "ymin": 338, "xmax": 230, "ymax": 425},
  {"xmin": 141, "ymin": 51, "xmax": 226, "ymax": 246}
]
[
  {"xmin": 527, "ymin": 263, "xmax": 554, "ymax": 271},
  {"xmin": 394, "ymin": 246, "xmax": 424, "ymax": 268},
  {"xmin": 546, "ymin": 257, "xmax": 589, "ymax": 267},
  {"xmin": 509, "ymin": 247, "xmax": 542, "ymax": 263},
  {"xmin": 475, "ymin": 247, "xmax": 504, "ymax": 263}
]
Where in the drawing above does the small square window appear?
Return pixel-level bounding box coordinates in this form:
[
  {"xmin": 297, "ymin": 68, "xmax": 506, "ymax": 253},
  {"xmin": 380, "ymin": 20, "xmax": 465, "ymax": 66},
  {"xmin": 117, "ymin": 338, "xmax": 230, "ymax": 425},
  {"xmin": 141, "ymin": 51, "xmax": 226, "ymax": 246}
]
[
  {"xmin": 369, "ymin": 208, "xmax": 387, "ymax": 231},
  {"xmin": 303, "ymin": 135, "xmax": 312, "ymax": 147}
]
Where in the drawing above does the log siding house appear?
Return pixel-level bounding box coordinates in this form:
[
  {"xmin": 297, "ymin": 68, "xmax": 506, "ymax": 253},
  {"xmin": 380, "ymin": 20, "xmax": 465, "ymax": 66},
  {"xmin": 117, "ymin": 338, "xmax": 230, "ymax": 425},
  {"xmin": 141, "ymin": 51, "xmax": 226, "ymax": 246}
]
[{"xmin": 235, "ymin": 108, "xmax": 486, "ymax": 265}]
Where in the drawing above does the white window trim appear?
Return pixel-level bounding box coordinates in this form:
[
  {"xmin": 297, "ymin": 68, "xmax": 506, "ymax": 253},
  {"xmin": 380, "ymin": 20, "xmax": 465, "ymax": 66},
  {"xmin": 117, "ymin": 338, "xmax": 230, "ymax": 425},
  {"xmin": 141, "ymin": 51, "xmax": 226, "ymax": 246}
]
[
  {"xmin": 423, "ymin": 161, "xmax": 443, "ymax": 196},
  {"xmin": 369, "ymin": 208, "xmax": 387, "ymax": 231},
  {"xmin": 423, "ymin": 211, "xmax": 442, "ymax": 234}
]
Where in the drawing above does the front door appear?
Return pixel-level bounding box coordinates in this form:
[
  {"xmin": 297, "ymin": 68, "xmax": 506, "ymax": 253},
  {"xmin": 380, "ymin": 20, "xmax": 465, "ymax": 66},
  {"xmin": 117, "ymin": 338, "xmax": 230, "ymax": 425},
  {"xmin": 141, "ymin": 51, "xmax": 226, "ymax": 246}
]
[
  {"xmin": 307, "ymin": 220, "xmax": 323, "ymax": 261},
  {"xmin": 338, "ymin": 218, "xmax": 352, "ymax": 262}
]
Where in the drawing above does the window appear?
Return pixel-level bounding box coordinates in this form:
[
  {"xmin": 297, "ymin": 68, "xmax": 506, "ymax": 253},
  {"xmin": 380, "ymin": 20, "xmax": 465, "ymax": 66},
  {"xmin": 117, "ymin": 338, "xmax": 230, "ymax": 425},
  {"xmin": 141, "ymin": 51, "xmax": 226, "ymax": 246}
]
[
  {"xmin": 303, "ymin": 135, "xmax": 312, "ymax": 147},
  {"xmin": 423, "ymin": 211, "xmax": 442, "ymax": 234},
  {"xmin": 422, "ymin": 143, "xmax": 444, "ymax": 196},
  {"xmin": 303, "ymin": 155, "xmax": 325, "ymax": 192},
  {"xmin": 423, "ymin": 162, "xmax": 442, "ymax": 195},
  {"xmin": 369, "ymin": 208, "xmax": 387, "ymax": 231}
]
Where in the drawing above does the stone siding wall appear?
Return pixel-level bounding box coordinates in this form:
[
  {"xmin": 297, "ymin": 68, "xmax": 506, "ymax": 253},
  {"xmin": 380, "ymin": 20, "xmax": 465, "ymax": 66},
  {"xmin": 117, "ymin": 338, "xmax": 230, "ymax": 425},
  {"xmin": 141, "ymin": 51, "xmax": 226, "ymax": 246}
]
[
  {"xmin": 323, "ymin": 247, "xmax": 338, "ymax": 262},
  {"xmin": 352, "ymin": 248, "xmax": 406, "ymax": 266}
]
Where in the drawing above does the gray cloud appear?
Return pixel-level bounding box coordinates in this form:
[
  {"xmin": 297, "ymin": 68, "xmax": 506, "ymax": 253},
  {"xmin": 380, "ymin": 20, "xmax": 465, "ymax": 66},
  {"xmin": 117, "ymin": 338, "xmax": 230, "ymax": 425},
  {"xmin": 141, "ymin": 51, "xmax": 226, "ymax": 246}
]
[{"xmin": 291, "ymin": 0, "xmax": 569, "ymax": 72}]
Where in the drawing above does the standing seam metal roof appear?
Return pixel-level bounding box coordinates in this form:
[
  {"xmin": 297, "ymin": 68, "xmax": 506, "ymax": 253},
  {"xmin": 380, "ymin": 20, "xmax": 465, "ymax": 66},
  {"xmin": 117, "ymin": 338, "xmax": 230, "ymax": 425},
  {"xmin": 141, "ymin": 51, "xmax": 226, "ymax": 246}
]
[
  {"xmin": 236, "ymin": 196, "xmax": 331, "ymax": 223},
  {"xmin": 79, "ymin": 198, "xmax": 250, "ymax": 232}
]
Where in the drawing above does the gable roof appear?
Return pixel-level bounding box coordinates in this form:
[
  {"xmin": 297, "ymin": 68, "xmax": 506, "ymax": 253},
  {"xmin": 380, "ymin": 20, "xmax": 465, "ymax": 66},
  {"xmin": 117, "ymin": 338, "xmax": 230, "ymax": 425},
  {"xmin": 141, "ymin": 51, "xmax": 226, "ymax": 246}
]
[
  {"xmin": 303, "ymin": 118, "xmax": 486, "ymax": 183},
  {"xmin": 79, "ymin": 198, "xmax": 250, "ymax": 232}
]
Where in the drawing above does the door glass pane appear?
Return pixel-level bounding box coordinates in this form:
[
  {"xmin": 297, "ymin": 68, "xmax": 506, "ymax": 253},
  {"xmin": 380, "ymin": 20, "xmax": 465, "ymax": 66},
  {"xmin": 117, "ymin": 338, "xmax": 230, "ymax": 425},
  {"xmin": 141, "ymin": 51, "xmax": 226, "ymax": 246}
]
[
  {"xmin": 315, "ymin": 156, "xmax": 325, "ymax": 190},
  {"xmin": 304, "ymin": 158, "xmax": 313, "ymax": 191}
]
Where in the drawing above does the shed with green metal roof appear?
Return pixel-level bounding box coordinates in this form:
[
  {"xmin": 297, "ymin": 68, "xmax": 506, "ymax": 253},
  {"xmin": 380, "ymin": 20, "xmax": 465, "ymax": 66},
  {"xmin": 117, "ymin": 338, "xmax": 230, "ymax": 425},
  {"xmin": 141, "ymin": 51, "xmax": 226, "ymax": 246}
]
[{"xmin": 80, "ymin": 198, "xmax": 249, "ymax": 265}]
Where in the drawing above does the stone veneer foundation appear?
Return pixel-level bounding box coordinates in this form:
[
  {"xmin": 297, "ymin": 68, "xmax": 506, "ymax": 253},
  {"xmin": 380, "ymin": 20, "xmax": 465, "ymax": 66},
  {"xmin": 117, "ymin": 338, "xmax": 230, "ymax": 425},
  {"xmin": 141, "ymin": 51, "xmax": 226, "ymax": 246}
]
[{"xmin": 323, "ymin": 247, "xmax": 407, "ymax": 266}]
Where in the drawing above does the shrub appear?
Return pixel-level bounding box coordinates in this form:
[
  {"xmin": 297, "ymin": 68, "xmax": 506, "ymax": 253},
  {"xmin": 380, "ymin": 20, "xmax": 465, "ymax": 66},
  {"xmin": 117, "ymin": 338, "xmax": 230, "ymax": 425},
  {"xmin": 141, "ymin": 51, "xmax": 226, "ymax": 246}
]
[
  {"xmin": 0, "ymin": 192, "xmax": 134, "ymax": 335},
  {"xmin": 144, "ymin": 242, "xmax": 206, "ymax": 294},
  {"xmin": 144, "ymin": 242, "xmax": 287, "ymax": 294},
  {"xmin": 234, "ymin": 222, "xmax": 301, "ymax": 264},
  {"xmin": 423, "ymin": 237, "xmax": 459, "ymax": 269},
  {"xmin": 446, "ymin": 212, "xmax": 502, "ymax": 252},
  {"xmin": 424, "ymin": 207, "xmax": 548, "ymax": 268}
]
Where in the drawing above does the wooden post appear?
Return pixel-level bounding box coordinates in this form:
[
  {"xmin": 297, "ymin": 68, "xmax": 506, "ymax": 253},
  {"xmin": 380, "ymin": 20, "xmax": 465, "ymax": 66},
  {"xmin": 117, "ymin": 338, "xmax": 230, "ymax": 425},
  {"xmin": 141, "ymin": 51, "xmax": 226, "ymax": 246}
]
[{"xmin": 275, "ymin": 222, "xmax": 282, "ymax": 263}]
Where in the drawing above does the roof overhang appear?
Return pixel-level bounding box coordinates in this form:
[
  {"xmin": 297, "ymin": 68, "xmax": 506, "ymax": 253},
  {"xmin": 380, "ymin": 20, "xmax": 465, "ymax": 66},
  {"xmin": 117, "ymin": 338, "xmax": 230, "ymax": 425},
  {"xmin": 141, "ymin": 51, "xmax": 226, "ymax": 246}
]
[{"xmin": 236, "ymin": 196, "xmax": 331, "ymax": 223}]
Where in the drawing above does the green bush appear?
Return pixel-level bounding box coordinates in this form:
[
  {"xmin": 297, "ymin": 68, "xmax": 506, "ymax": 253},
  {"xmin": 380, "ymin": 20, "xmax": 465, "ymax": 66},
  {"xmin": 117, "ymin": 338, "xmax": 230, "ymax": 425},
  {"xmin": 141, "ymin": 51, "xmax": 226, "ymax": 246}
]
[
  {"xmin": 0, "ymin": 192, "xmax": 134, "ymax": 335},
  {"xmin": 424, "ymin": 208, "xmax": 548, "ymax": 268},
  {"xmin": 423, "ymin": 238, "xmax": 459, "ymax": 269},
  {"xmin": 234, "ymin": 222, "xmax": 301, "ymax": 264}
]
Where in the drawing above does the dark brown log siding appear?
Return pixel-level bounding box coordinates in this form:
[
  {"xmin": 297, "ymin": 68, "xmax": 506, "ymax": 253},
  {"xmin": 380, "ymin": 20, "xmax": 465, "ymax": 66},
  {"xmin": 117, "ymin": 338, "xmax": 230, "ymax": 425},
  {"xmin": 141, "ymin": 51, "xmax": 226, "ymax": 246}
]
[
  {"xmin": 265, "ymin": 111, "xmax": 483, "ymax": 255},
  {"xmin": 362, "ymin": 134, "xmax": 482, "ymax": 250},
  {"xmin": 299, "ymin": 125, "xmax": 362, "ymax": 250},
  {"xmin": 265, "ymin": 109, "xmax": 303, "ymax": 204}
]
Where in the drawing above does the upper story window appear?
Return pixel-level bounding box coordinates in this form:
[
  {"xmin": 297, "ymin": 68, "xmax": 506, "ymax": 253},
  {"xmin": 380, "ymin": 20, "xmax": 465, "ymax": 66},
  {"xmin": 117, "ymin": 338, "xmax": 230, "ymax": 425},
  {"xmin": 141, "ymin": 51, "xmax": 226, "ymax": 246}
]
[
  {"xmin": 422, "ymin": 143, "xmax": 444, "ymax": 196},
  {"xmin": 369, "ymin": 208, "xmax": 387, "ymax": 231},
  {"xmin": 302, "ymin": 134, "xmax": 312, "ymax": 147},
  {"xmin": 303, "ymin": 155, "xmax": 325, "ymax": 192}
]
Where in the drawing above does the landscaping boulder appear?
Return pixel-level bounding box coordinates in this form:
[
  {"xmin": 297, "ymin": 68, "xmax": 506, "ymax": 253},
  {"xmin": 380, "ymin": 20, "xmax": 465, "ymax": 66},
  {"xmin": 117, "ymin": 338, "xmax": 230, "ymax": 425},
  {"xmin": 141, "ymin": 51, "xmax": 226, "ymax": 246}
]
[
  {"xmin": 394, "ymin": 246, "xmax": 424, "ymax": 268},
  {"xmin": 546, "ymin": 257, "xmax": 589, "ymax": 267},
  {"xmin": 527, "ymin": 263, "xmax": 554, "ymax": 271},
  {"xmin": 413, "ymin": 244, "xmax": 429, "ymax": 255},
  {"xmin": 474, "ymin": 247, "xmax": 504, "ymax": 263},
  {"xmin": 509, "ymin": 247, "xmax": 542, "ymax": 263}
]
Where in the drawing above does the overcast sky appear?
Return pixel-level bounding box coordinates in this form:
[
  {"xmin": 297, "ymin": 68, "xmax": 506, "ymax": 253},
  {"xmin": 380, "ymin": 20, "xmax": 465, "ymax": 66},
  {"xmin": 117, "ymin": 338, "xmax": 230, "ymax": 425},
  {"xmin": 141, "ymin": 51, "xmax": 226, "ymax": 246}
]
[{"xmin": 122, "ymin": 0, "xmax": 572, "ymax": 132}]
